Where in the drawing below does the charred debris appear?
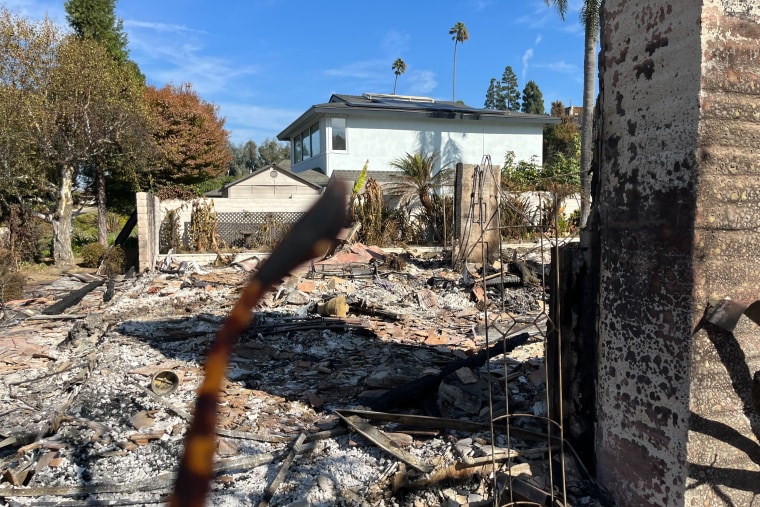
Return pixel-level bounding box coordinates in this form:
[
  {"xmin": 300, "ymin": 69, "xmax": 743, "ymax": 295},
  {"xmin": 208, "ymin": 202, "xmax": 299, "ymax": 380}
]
[{"xmin": 0, "ymin": 240, "xmax": 611, "ymax": 506}]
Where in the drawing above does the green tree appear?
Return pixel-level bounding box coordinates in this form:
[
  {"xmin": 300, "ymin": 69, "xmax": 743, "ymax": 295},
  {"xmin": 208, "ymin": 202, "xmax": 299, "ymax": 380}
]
[
  {"xmin": 545, "ymin": 0, "xmax": 600, "ymax": 227},
  {"xmin": 257, "ymin": 138, "xmax": 289, "ymax": 166},
  {"xmin": 48, "ymin": 36, "xmax": 147, "ymax": 265},
  {"xmin": 544, "ymin": 100, "xmax": 581, "ymax": 188},
  {"xmin": 521, "ymin": 80, "xmax": 545, "ymax": 114},
  {"xmin": 484, "ymin": 78, "xmax": 500, "ymax": 109},
  {"xmin": 64, "ymin": 0, "xmax": 142, "ymax": 80},
  {"xmin": 0, "ymin": 9, "xmax": 149, "ymax": 266},
  {"xmin": 501, "ymin": 66, "xmax": 521, "ymax": 111},
  {"xmin": 0, "ymin": 8, "xmax": 54, "ymax": 220},
  {"xmin": 392, "ymin": 58, "xmax": 406, "ymax": 95},
  {"xmin": 65, "ymin": 0, "xmax": 126, "ymax": 61},
  {"xmin": 65, "ymin": 0, "xmax": 146, "ymax": 245},
  {"xmin": 145, "ymin": 83, "xmax": 231, "ymax": 187},
  {"xmin": 448, "ymin": 21, "xmax": 469, "ymax": 102},
  {"xmin": 386, "ymin": 152, "xmax": 452, "ymax": 241}
]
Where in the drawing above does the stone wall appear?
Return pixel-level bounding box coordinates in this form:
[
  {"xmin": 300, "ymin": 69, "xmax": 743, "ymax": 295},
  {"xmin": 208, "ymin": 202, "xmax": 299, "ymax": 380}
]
[
  {"xmin": 594, "ymin": 1, "xmax": 760, "ymax": 505},
  {"xmin": 136, "ymin": 192, "xmax": 161, "ymax": 273},
  {"xmin": 454, "ymin": 163, "xmax": 501, "ymax": 264}
]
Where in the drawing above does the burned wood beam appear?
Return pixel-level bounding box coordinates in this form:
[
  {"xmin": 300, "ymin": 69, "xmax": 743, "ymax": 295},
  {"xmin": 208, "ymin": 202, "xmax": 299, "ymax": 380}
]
[
  {"xmin": 257, "ymin": 433, "xmax": 308, "ymax": 507},
  {"xmin": 335, "ymin": 413, "xmax": 433, "ymax": 473},
  {"xmin": 361, "ymin": 332, "xmax": 530, "ymax": 412},
  {"xmin": 41, "ymin": 279, "xmax": 104, "ymax": 315}
]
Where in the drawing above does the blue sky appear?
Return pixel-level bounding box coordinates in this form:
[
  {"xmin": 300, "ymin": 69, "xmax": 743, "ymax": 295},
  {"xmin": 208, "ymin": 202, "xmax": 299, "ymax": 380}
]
[{"xmin": 7, "ymin": 0, "xmax": 588, "ymax": 145}]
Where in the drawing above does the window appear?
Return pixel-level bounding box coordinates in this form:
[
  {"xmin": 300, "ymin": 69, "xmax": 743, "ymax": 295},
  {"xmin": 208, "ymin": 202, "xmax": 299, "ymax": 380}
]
[
  {"xmin": 294, "ymin": 135, "xmax": 302, "ymax": 163},
  {"xmin": 331, "ymin": 117, "xmax": 346, "ymax": 151},
  {"xmin": 294, "ymin": 123, "xmax": 320, "ymax": 163},
  {"xmin": 311, "ymin": 125, "xmax": 320, "ymax": 157}
]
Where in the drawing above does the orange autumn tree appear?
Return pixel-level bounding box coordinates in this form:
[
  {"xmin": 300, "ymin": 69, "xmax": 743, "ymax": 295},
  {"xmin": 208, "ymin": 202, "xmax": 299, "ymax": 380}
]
[{"xmin": 145, "ymin": 83, "xmax": 231, "ymax": 186}]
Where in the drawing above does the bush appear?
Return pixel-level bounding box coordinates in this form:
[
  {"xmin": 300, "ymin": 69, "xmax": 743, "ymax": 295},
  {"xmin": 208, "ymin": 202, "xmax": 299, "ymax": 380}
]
[
  {"xmin": 500, "ymin": 193, "xmax": 536, "ymax": 241},
  {"xmin": 80, "ymin": 243, "xmax": 126, "ymax": 274},
  {"xmin": 0, "ymin": 249, "xmax": 24, "ymax": 304},
  {"xmin": 103, "ymin": 245, "xmax": 126, "ymax": 275},
  {"xmin": 81, "ymin": 242, "xmax": 107, "ymax": 268}
]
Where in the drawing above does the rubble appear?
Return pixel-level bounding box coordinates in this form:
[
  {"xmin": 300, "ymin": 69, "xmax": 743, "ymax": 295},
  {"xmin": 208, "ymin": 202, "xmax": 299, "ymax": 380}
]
[{"xmin": 0, "ymin": 242, "xmax": 611, "ymax": 506}]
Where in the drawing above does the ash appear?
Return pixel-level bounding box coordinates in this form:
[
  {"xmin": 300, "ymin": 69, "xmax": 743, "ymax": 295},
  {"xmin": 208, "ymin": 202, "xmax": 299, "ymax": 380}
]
[{"xmin": 0, "ymin": 245, "xmax": 611, "ymax": 507}]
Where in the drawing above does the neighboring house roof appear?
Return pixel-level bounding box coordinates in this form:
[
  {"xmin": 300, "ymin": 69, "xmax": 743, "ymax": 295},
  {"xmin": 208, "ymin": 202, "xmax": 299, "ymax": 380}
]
[
  {"xmin": 203, "ymin": 163, "xmax": 321, "ymax": 198},
  {"xmin": 277, "ymin": 93, "xmax": 558, "ymax": 140},
  {"xmin": 296, "ymin": 168, "xmax": 330, "ymax": 187},
  {"xmin": 331, "ymin": 170, "xmax": 400, "ymax": 185}
]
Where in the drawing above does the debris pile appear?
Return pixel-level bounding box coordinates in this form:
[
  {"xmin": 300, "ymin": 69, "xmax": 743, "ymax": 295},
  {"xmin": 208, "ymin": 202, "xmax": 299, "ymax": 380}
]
[{"xmin": 0, "ymin": 243, "xmax": 611, "ymax": 506}]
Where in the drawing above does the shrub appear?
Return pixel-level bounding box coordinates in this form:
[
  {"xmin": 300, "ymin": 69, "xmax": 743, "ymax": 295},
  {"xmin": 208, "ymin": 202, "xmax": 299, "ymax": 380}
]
[
  {"xmin": 5, "ymin": 205, "xmax": 41, "ymax": 267},
  {"xmin": 500, "ymin": 193, "xmax": 535, "ymax": 241},
  {"xmin": 81, "ymin": 242, "xmax": 107, "ymax": 268},
  {"xmin": 0, "ymin": 249, "xmax": 24, "ymax": 304},
  {"xmin": 106, "ymin": 212, "xmax": 126, "ymax": 233},
  {"xmin": 102, "ymin": 245, "xmax": 126, "ymax": 275}
]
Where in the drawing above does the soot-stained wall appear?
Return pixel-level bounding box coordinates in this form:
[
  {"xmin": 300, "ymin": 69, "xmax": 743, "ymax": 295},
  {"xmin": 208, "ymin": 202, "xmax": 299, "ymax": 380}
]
[{"xmin": 594, "ymin": 1, "xmax": 760, "ymax": 505}]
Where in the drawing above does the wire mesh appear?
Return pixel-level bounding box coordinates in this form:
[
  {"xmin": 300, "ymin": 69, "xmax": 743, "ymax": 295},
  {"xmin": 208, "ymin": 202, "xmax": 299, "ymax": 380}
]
[{"xmin": 454, "ymin": 154, "xmax": 575, "ymax": 506}]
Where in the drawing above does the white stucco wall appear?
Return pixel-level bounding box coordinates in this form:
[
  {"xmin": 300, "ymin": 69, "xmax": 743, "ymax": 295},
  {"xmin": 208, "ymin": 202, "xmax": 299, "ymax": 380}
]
[{"xmin": 291, "ymin": 114, "xmax": 545, "ymax": 176}]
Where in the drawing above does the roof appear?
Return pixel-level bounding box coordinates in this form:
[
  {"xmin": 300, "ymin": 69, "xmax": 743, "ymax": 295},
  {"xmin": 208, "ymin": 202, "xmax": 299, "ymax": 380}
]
[
  {"xmin": 331, "ymin": 169, "xmax": 401, "ymax": 185},
  {"xmin": 277, "ymin": 93, "xmax": 559, "ymax": 140},
  {"xmin": 294, "ymin": 168, "xmax": 330, "ymax": 187}
]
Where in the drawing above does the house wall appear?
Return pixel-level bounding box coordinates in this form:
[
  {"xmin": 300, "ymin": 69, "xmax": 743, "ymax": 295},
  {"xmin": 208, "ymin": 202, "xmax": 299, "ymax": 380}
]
[
  {"xmin": 225, "ymin": 171, "xmax": 321, "ymax": 199},
  {"xmin": 593, "ymin": 1, "xmax": 760, "ymax": 505},
  {"xmin": 291, "ymin": 114, "xmax": 545, "ymax": 177}
]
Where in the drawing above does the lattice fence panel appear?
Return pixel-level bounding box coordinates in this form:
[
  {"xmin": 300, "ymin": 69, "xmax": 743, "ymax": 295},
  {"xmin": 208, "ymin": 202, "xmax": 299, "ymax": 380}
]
[{"xmin": 218, "ymin": 211, "xmax": 305, "ymax": 248}]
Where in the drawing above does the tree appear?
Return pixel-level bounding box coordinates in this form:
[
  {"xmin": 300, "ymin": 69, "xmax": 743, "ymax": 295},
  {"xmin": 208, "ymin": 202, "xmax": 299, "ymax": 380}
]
[
  {"xmin": 448, "ymin": 22, "xmax": 469, "ymax": 102},
  {"xmin": 65, "ymin": 0, "xmax": 146, "ymax": 245},
  {"xmin": 48, "ymin": 37, "xmax": 148, "ymax": 265},
  {"xmin": 257, "ymin": 138, "xmax": 289, "ymax": 166},
  {"xmin": 521, "ymin": 80, "xmax": 545, "ymax": 114},
  {"xmin": 0, "ymin": 8, "xmax": 55, "ymax": 220},
  {"xmin": 484, "ymin": 78, "xmax": 500, "ymax": 109},
  {"xmin": 1, "ymin": 9, "xmax": 149, "ymax": 266},
  {"xmin": 544, "ymin": 100, "xmax": 581, "ymax": 189},
  {"xmin": 392, "ymin": 58, "xmax": 406, "ymax": 95},
  {"xmin": 545, "ymin": 0, "xmax": 600, "ymax": 227},
  {"xmin": 145, "ymin": 83, "xmax": 231, "ymax": 187},
  {"xmin": 501, "ymin": 66, "xmax": 521, "ymax": 111},
  {"xmin": 65, "ymin": 0, "xmax": 126, "ymax": 61},
  {"xmin": 386, "ymin": 152, "xmax": 452, "ymax": 241}
]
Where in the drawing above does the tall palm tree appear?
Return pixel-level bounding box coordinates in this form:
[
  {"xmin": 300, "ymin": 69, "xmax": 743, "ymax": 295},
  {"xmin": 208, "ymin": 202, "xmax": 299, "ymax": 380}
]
[
  {"xmin": 545, "ymin": 0, "xmax": 599, "ymax": 228},
  {"xmin": 387, "ymin": 151, "xmax": 452, "ymax": 225},
  {"xmin": 392, "ymin": 58, "xmax": 406, "ymax": 95},
  {"xmin": 449, "ymin": 22, "xmax": 469, "ymax": 102}
]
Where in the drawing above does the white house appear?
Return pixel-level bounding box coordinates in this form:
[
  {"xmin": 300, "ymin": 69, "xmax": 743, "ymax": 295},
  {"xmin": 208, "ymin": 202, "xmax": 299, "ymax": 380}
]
[{"xmin": 276, "ymin": 93, "xmax": 559, "ymax": 179}]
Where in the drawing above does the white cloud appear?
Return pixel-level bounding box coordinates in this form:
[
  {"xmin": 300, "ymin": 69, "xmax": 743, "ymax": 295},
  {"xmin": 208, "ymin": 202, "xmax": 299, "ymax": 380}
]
[
  {"xmin": 381, "ymin": 30, "xmax": 410, "ymax": 56},
  {"xmin": 470, "ymin": 0, "xmax": 493, "ymax": 11},
  {"xmin": 219, "ymin": 102, "xmax": 303, "ymax": 144},
  {"xmin": 521, "ymin": 48, "xmax": 534, "ymax": 82},
  {"xmin": 323, "ymin": 60, "xmax": 388, "ymax": 81},
  {"xmin": 123, "ymin": 19, "xmax": 205, "ymax": 35},
  {"xmin": 127, "ymin": 22, "xmax": 258, "ymax": 95},
  {"xmin": 407, "ymin": 70, "xmax": 437, "ymax": 95}
]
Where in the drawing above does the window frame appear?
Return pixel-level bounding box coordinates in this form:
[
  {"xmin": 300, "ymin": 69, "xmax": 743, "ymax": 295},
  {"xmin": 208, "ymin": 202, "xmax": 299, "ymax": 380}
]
[{"xmin": 330, "ymin": 117, "xmax": 347, "ymax": 152}]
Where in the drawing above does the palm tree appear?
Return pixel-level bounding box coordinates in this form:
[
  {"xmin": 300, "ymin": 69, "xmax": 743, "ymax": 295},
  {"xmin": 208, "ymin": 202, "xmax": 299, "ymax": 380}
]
[
  {"xmin": 545, "ymin": 0, "xmax": 599, "ymax": 228},
  {"xmin": 392, "ymin": 58, "xmax": 406, "ymax": 95},
  {"xmin": 449, "ymin": 21, "xmax": 469, "ymax": 102},
  {"xmin": 386, "ymin": 152, "xmax": 452, "ymax": 228}
]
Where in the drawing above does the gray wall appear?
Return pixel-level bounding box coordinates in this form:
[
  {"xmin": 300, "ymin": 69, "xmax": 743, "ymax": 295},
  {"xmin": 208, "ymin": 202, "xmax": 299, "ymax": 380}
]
[{"xmin": 593, "ymin": 1, "xmax": 760, "ymax": 505}]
